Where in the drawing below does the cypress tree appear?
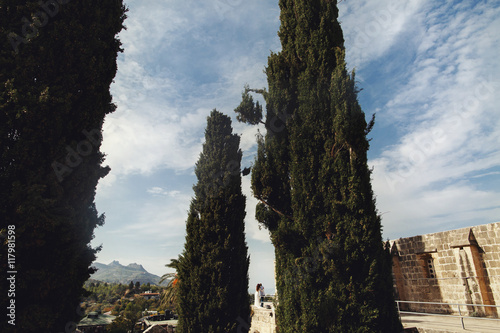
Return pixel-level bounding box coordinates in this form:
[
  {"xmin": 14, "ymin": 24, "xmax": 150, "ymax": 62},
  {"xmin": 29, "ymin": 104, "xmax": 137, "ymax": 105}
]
[
  {"xmin": 177, "ymin": 110, "xmax": 250, "ymax": 333},
  {"xmin": 0, "ymin": 1, "xmax": 126, "ymax": 332},
  {"xmin": 235, "ymin": 0, "xmax": 401, "ymax": 331}
]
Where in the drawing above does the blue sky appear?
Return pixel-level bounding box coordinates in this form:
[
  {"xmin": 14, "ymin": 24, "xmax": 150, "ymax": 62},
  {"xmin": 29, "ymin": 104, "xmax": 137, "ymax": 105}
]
[{"xmin": 92, "ymin": 0, "xmax": 500, "ymax": 294}]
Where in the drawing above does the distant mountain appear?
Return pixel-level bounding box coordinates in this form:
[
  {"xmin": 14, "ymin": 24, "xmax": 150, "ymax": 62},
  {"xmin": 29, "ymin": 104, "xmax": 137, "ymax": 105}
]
[{"xmin": 90, "ymin": 261, "xmax": 166, "ymax": 285}]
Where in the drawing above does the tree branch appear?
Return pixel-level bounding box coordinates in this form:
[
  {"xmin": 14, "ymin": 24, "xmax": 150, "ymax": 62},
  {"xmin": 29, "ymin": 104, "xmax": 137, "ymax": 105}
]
[{"xmin": 257, "ymin": 197, "xmax": 293, "ymax": 220}]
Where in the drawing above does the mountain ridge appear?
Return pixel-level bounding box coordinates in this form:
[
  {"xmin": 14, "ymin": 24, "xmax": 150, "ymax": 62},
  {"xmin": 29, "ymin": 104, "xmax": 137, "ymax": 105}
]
[{"xmin": 90, "ymin": 261, "xmax": 165, "ymax": 285}]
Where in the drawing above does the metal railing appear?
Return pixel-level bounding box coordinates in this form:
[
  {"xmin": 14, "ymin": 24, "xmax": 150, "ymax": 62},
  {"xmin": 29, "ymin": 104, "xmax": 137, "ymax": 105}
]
[
  {"xmin": 396, "ymin": 300, "xmax": 500, "ymax": 330},
  {"xmin": 262, "ymin": 294, "xmax": 276, "ymax": 303}
]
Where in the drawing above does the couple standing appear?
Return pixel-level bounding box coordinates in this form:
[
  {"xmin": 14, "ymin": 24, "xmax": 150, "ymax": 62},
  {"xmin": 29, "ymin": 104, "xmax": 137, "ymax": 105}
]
[{"xmin": 254, "ymin": 283, "xmax": 265, "ymax": 307}]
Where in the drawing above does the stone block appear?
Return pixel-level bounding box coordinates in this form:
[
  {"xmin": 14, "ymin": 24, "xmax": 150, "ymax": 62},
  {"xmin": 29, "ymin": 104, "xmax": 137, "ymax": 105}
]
[{"xmin": 478, "ymin": 224, "xmax": 488, "ymax": 232}]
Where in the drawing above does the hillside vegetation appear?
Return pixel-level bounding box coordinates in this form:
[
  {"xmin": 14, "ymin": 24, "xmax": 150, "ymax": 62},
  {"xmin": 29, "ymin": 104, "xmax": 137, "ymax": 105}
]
[{"xmin": 82, "ymin": 280, "xmax": 168, "ymax": 315}]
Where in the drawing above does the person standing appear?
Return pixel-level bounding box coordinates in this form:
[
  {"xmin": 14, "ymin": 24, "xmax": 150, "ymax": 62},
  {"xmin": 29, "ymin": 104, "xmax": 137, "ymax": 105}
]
[
  {"xmin": 259, "ymin": 284, "xmax": 265, "ymax": 307},
  {"xmin": 254, "ymin": 284, "xmax": 261, "ymax": 307}
]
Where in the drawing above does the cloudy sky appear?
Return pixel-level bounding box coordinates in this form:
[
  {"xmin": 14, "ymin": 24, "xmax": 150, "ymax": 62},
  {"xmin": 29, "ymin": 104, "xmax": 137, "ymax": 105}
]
[{"xmin": 92, "ymin": 0, "xmax": 500, "ymax": 294}]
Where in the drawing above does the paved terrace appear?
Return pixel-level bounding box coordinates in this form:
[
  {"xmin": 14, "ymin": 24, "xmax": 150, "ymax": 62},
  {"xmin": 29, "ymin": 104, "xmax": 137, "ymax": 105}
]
[{"xmin": 401, "ymin": 313, "xmax": 500, "ymax": 333}]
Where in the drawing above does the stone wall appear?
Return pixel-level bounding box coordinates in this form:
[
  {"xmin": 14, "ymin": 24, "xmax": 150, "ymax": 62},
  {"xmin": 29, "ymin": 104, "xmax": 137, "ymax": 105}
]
[
  {"xmin": 391, "ymin": 222, "xmax": 500, "ymax": 317},
  {"xmin": 249, "ymin": 305, "xmax": 276, "ymax": 333}
]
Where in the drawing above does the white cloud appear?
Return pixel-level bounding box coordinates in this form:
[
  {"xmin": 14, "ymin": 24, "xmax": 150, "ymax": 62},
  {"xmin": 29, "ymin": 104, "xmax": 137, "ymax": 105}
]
[
  {"xmin": 339, "ymin": 0, "xmax": 427, "ymax": 69},
  {"xmin": 101, "ymin": 106, "xmax": 206, "ymax": 176},
  {"xmin": 102, "ymin": 0, "xmax": 280, "ymax": 183},
  {"xmin": 104, "ymin": 190, "xmax": 190, "ymax": 240},
  {"xmin": 242, "ymin": 175, "xmax": 272, "ymax": 243},
  {"xmin": 147, "ymin": 186, "xmax": 181, "ymax": 197},
  {"xmin": 375, "ymin": 182, "xmax": 500, "ymax": 239},
  {"xmin": 366, "ymin": 1, "xmax": 500, "ymax": 237}
]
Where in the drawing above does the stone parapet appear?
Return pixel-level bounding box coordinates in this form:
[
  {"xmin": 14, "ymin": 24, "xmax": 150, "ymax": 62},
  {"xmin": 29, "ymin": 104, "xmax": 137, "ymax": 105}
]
[{"xmin": 249, "ymin": 305, "xmax": 276, "ymax": 333}]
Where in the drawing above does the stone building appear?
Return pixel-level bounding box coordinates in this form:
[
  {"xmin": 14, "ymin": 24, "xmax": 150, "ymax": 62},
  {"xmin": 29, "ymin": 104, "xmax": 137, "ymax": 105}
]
[{"xmin": 390, "ymin": 222, "xmax": 500, "ymax": 317}]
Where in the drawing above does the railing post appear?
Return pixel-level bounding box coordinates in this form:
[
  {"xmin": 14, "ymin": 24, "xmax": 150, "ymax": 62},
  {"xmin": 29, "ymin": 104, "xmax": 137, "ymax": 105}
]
[
  {"xmin": 457, "ymin": 304, "xmax": 465, "ymax": 330},
  {"xmin": 397, "ymin": 301, "xmax": 401, "ymax": 322}
]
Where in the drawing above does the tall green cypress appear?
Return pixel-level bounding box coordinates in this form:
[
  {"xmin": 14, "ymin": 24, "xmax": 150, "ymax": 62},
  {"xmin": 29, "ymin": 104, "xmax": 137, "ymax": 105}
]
[
  {"xmin": 235, "ymin": 1, "xmax": 401, "ymax": 331},
  {"xmin": 0, "ymin": 1, "xmax": 126, "ymax": 332},
  {"xmin": 177, "ymin": 110, "xmax": 250, "ymax": 333}
]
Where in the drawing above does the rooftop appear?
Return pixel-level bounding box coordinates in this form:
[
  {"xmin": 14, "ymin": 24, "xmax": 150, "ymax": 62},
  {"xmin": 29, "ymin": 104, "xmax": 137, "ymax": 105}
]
[{"xmin": 77, "ymin": 312, "xmax": 116, "ymax": 327}]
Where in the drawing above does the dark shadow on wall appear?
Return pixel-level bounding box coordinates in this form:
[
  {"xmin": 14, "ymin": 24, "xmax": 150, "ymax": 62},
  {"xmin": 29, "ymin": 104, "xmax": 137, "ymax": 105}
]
[{"xmin": 391, "ymin": 236, "xmax": 451, "ymax": 315}]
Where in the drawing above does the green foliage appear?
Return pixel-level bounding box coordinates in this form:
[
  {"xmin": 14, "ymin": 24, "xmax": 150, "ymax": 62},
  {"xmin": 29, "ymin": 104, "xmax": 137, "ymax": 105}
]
[
  {"xmin": 159, "ymin": 255, "xmax": 182, "ymax": 311},
  {"xmin": 107, "ymin": 299, "xmax": 144, "ymax": 333},
  {"xmin": 106, "ymin": 316, "xmax": 133, "ymax": 333},
  {"xmin": 236, "ymin": 1, "xmax": 401, "ymax": 332},
  {"xmin": 177, "ymin": 110, "xmax": 250, "ymax": 332},
  {"xmin": 83, "ymin": 280, "xmax": 147, "ymax": 311},
  {"xmin": 234, "ymin": 85, "xmax": 264, "ymax": 125},
  {"xmin": 82, "ymin": 281, "xmax": 164, "ymax": 333},
  {"xmin": 0, "ymin": 1, "xmax": 126, "ymax": 332}
]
